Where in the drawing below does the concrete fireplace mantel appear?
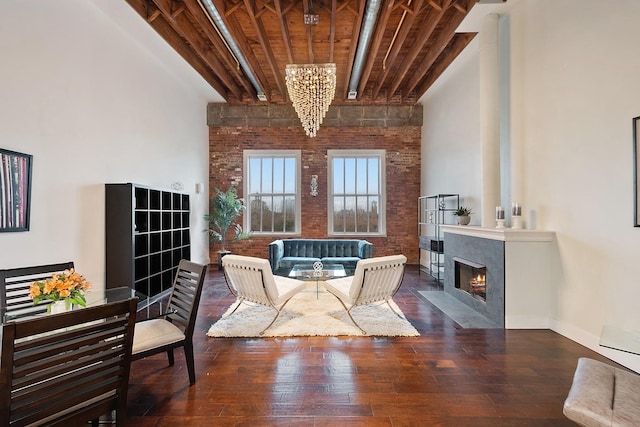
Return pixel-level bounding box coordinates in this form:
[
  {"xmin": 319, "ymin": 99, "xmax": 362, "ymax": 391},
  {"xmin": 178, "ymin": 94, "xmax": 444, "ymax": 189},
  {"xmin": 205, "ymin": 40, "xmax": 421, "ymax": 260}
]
[
  {"xmin": 440, "ymin": 225, "xmax": 555, "ymax": 242},
  {"xmin": 441, "ymin": 226, "xmax": 556, "ymax": 329}
]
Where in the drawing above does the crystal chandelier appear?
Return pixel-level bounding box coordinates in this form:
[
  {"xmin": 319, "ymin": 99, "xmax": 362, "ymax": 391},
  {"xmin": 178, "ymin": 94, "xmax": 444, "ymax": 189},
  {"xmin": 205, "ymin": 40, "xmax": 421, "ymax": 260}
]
[{"xmin": 285, "ymin": 63, "xmax": 337, "ymax": 138}]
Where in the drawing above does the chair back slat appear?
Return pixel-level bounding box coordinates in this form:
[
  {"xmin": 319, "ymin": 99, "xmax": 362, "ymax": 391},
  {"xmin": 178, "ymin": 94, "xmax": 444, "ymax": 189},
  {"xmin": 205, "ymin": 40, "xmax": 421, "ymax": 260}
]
[
  {"xmin": 0, "ymin": 297, "xmax": 137, "ymax": 427},
  {"xmin": 165, "ymin": 260, "xmax": 207, "ymax": 333},
  {"xmin": 222, "ymin": 255, "xmax": 277, "ymax": 307},
  {"xmin": 0, "ymin": 262, "xmax": 75, "ymax": 321},
  {"xmin": 351, "ymin": 255, "xmax": 407, "ymax": 305}
]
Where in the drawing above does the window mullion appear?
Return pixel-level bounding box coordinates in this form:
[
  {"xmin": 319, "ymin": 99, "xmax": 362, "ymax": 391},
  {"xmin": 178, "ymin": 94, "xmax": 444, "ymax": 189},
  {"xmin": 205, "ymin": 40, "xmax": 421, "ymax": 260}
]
[{"xmin": 281, "ymin": 158, "xmax": 286, "ymax": 232}]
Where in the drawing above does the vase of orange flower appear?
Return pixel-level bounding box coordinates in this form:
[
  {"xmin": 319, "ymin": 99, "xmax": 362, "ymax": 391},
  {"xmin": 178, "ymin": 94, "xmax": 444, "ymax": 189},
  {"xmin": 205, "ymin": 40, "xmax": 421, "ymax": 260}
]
[{"xmin": 29, "ymin": 269, "xmax": 92, "ymax": 312}]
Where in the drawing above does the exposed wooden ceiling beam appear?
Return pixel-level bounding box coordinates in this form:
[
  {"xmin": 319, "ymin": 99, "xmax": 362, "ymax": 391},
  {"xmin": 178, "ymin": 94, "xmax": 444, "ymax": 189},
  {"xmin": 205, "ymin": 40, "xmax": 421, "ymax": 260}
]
[
  {"xmin": 151, "ymin": 0, "xmax": 244, "ymax": 99},
  {"xmin": 370, "ymin": 0, "xmax": 423, "ymax": 99},
  {"xmin": 342, "ymin": 0, "xmax": 366, "ymax": 99},
  {"xmin": 184, "ymin": 0, "xmax": 256, "ymax": 98},
  {"xmin": 242, "ymin": 0, "xmax": 288, "ymax": 99},
  {"xmin": 146, "ymin": 1, "xmax": 162, "ymax": 22},
  {"xmin": 211, "ymin": 0, "xmax": 273, "ymax": 98},
  {"xmin": 403, "ymin": 2, "xmax": 472, "ymax": 97},
  {"xmin": 413, "ymin": 32, "xmax": 475, "ymax": 97},
  {"xmin": 127, "ymin": 0, "xmax": 229, "ymax": 99},
  {"xmin": 354, "ymin": 0, "xmax": 394, "ymax": 97},
  {"xmin": 302, "ymin": 0, "xmax": 314, "ymax": 63},
  {"xmin": 274, "ymin": 0, "xmax": 295, "ymax": 64},
  {"xmin": 329, "ymin": 0, "xmax": 337, "ymax": 63},
  {"xmin": 384, "ymin": 0, "xmax": 451, "ymax": 100}
]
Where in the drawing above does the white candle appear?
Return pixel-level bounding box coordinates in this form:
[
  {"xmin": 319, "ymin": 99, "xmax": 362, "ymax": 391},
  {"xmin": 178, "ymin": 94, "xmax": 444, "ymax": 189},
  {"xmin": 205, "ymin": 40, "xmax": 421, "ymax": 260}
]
[
  {"xmin": 496, "ymin": 206, "xmax": 505, "ymax": 220},
  {"xmin": 512, "ymin": 201, "xmax": 522, "ymax": 216}
]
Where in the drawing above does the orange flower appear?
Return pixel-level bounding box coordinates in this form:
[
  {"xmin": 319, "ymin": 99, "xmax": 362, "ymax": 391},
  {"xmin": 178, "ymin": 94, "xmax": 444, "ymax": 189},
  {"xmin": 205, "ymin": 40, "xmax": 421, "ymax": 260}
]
[
  {"xmin": 29, "ymin": 268, "xmax": 92, "ymax": 307},
  {"xmin": 28, "ymin": 283, "xmax": 41, "ymax": 298}
]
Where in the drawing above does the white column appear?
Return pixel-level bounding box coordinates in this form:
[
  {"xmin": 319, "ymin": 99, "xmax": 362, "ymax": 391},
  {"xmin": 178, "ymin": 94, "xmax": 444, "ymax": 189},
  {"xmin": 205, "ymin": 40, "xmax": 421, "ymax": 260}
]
[
  {"xmin": 480, "ymin": 13, "xmax": 511, "ymax": 228},
  {"xmin": 480, "ymin": 14, "xmax": 501, "ymax": 228}
]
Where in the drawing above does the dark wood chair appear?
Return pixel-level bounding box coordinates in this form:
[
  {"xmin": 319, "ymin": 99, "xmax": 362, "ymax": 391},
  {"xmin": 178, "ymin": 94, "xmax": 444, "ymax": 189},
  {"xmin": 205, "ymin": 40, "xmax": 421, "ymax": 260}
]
[
  {"xmin": 0, "ymin": 262, "xmax": 75, "ymax": 321},
  {"xmin": 131, "ymin": 260, "xmax": 207, "ymax": 385},
  {"xmin": 0, "ymin": 297, "xmax": 138, "ymax": 426}
]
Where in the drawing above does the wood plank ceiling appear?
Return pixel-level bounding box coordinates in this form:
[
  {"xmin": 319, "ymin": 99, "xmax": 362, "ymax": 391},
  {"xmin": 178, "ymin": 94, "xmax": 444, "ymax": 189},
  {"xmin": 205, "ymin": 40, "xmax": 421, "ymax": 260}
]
[{"xmin": 124, "ymin": 0, "xmax": 484, "ymax": 105}]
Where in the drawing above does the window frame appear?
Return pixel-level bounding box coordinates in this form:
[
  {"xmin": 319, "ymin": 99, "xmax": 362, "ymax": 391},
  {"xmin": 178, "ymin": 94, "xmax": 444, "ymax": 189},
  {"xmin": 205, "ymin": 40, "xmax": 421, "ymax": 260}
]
[
  {"xmin": 243, "ymin": 150, "xmax": 301, "ymax": 235},
  {"xmin": 327, "ymin": 149, "xmax": 386, "ymax": 237}
]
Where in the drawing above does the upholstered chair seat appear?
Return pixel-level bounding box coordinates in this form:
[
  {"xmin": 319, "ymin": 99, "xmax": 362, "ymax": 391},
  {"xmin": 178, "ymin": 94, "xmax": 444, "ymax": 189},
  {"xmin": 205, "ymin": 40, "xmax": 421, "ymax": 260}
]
[{"xmin": 133, "ymin": 319, "xmax": 186, "ymax": 354}]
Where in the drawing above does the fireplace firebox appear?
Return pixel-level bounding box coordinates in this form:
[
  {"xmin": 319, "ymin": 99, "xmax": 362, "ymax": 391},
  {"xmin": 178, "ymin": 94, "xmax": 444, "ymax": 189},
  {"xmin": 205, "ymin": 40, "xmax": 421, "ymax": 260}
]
[{"xmin": 454, "ymin": 257, "xmax": 487, "ymax": 302}]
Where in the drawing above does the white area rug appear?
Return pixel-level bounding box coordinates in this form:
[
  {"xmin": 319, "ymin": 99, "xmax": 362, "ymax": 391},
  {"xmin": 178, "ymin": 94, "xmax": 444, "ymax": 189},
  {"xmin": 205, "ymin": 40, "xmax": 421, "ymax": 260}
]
[{"xmin": 207, "ymin": 283, "xmax": 420, "ymax": 337}]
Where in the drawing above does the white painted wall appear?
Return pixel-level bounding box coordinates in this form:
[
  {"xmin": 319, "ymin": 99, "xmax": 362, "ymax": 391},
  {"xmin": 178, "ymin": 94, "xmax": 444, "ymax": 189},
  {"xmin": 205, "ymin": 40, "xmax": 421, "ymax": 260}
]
[
  {"xmin": 421, "ymin": 37, "xmax": 482, "ymax": 223},
  {"xmin": 0, "ymin": 1, "xmax": 222, "ymax": 289},
  {"xmin": 422, "ymin": 0, "xmax": 640, "ymax": 372}
]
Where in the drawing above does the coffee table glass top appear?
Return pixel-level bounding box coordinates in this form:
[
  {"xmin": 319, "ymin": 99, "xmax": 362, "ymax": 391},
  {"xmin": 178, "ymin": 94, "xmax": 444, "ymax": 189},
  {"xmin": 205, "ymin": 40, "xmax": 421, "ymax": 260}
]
[{"xmin": 288, "ymin": 263, "xmax": 347, "ymax": 280}]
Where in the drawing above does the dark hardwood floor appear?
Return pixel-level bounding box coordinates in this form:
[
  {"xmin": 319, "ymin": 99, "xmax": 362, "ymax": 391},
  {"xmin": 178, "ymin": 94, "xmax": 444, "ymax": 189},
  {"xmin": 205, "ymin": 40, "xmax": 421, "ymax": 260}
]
[{"xmin": 127, "ymin": 265, "xmax": 607, "ymax": 426}]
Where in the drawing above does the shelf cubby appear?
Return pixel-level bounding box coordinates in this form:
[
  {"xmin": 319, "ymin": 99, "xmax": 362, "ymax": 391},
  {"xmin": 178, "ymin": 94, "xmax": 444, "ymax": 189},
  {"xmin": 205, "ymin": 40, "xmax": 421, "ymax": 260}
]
[{"xmin": 149, "ymin": 232, "xmax": 161, "ymax": 254}]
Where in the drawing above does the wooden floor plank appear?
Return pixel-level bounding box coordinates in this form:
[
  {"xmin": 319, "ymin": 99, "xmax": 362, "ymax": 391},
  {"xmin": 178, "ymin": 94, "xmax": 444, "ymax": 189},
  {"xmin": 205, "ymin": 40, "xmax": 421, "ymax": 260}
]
[{"xmin": 127, "ymin": 265, "xmax": 613, "ymax": 425}]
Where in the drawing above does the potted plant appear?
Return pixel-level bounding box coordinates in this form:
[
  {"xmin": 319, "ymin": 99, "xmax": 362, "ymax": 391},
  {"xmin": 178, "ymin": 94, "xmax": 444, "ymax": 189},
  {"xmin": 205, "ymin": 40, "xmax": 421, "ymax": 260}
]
[
  {"xmin": 204, "ymin": 186, "xmax": 251, "ymax": 268},
  {"xmin": 453, "ymin": 206, "xmax": 472, "ymax": 225}
]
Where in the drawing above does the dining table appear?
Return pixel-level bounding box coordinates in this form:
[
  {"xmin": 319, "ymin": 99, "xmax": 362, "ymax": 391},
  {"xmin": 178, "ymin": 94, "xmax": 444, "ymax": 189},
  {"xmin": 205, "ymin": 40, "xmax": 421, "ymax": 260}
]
[{"xmin": 1, "ymin": 286, "xmax": 166, "ymax": 324}]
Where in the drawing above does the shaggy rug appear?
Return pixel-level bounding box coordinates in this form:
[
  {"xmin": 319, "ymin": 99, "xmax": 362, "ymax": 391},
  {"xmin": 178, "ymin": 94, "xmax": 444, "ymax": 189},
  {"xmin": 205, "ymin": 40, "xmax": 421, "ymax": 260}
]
[{"xmin": 207, "ymin": 283, "xmax": 420, "ymax": 337}]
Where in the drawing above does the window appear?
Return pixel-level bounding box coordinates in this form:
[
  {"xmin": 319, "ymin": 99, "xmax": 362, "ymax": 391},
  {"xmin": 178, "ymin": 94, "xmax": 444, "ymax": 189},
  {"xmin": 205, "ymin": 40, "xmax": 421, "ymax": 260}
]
[
  {"xmin": 244, "ymin": 150, "xmax": 301, "ymax": 234},
  {"xmin": 328, "ymin": 150, "xmax": 385, "ymax": 236}
]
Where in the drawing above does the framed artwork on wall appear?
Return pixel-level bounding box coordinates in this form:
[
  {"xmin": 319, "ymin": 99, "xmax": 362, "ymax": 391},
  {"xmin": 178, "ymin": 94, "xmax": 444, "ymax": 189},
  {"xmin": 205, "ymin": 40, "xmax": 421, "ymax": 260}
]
[
  {"xmin": 635, "ymin": 117, "xmax": 640, "ymax": 227},
  {"xmin": 0, "ymin": 149, "xmax": 33, "ymax": 232}
]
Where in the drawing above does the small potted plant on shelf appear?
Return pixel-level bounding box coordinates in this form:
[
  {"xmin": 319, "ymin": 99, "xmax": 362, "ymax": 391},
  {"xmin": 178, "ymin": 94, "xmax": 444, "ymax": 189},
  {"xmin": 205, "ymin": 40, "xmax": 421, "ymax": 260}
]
[
  {"xmin": 453, "ymin": 206, "xmax": 473, "ymax": 225},
  {"xmin": 204, "ymin": 186, "xmax": 251, "ymax": 269}
]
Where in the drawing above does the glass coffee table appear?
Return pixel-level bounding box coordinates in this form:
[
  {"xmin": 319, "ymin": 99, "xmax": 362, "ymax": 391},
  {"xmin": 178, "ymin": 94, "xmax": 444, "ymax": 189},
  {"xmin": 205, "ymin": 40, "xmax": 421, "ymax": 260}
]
[{"xmin": 288, "ymin": 263, "xmax": 347, "ymax": 298}]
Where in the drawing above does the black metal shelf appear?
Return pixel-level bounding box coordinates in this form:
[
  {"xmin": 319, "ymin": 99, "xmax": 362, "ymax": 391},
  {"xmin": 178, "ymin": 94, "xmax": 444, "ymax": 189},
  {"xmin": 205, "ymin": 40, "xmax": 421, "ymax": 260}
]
[{"xmin": 418, "ymin": 194, "xmax": 459, "ymax": 282}]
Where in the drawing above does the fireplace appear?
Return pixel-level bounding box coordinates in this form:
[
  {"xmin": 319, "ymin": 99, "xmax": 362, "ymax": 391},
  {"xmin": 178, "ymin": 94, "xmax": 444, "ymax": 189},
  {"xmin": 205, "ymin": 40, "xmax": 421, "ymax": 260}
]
[
  {"xmin": 444, "ymin": 233, "xmax": 505, "ymax": 327},
  {"xmin": 442, "ymin": 226, "xmax": 555, "ymax": 329},
  {"xmin": 454, "ymin": 257, "xmax": 486, "ymax": 302}
]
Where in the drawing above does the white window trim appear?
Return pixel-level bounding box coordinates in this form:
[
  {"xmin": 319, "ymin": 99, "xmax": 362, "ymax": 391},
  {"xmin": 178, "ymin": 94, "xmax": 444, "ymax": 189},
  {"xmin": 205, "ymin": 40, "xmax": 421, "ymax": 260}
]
[
  {"xmin": 243, "ymin": 150, "xmax": 302, "ymax": 235},
  {"xmin": 327, "ymin": 149, "xmax": 386, "ymax": 237}
]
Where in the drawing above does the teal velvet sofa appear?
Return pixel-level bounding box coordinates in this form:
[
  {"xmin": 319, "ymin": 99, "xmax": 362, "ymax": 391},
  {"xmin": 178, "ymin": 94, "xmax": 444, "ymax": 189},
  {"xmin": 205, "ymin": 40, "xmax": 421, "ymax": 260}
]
[{"xmin": 268, "ymin": 239, "xmax": 374, "ymax": 275}]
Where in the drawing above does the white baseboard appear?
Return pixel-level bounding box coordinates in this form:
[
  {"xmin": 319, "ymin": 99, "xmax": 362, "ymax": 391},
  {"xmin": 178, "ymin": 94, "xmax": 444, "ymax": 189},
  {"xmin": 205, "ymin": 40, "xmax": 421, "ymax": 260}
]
[{"xmin": 550, "ymin": 318, "xmax": 640, "ymax": 374}]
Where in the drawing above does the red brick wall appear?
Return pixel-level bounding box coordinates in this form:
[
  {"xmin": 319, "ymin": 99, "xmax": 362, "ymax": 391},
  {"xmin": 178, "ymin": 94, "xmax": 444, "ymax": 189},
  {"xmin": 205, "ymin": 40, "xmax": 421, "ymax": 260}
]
[{"xmin": 208, "ymin": 125, "xmax": 421, "ymax": 265}]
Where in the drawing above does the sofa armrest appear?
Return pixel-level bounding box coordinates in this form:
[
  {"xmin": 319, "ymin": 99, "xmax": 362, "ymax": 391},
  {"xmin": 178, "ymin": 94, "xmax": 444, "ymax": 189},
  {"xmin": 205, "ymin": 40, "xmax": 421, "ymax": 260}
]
[
  {"xmin": 268, "ymin": 240, "xmax": 284, "ymax": 272},
  {"xmin": 358, "ymin": 240, "xmax": 373, "ymax": 259}
]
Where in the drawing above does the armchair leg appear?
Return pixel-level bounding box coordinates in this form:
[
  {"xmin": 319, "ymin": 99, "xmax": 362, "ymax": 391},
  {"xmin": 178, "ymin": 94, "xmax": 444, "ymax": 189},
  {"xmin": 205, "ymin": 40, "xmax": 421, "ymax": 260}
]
[
  {"xmin": 259, "ymin": 297, "xmax": 295, "ymax": 336},
  {"xmin": 385, "ymin": 298, "xmax": 404, "ymax": 319},
  {"xmin": 329, "ymin": 294, "xmax": 366, "ymax": 334},
  {"xmin": 227, "ymin": 298, "xmax": 245, "ymax": 317},
  {"xmin": 345, "ymin": 307, "xmax": 366, "ymax": 335}
]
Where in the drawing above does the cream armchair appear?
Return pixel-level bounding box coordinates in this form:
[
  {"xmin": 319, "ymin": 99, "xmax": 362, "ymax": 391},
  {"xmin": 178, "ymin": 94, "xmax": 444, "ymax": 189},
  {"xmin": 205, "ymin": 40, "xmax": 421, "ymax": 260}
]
[
  {"xmin": 222, "ymin": 254, "xmax": 306, "ymax": 335},
  {"xmin": 324, "ymin": 254, "xmax": 407, "ymax": 334}
]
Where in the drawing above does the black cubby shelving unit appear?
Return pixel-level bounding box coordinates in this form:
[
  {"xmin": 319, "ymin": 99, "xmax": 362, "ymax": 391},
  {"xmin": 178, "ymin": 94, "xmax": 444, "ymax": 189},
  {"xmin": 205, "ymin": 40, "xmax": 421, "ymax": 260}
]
[{"xmin": 106, "ymin": 183, "xmax": 191, "ymax": 298}]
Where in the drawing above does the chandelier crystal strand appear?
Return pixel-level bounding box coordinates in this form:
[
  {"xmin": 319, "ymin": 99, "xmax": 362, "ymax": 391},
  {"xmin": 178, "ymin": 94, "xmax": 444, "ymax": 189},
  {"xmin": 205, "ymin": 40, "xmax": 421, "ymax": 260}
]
[{"xmin": 285, "ymin": 63, "xmax": 337, "ymax": 138}]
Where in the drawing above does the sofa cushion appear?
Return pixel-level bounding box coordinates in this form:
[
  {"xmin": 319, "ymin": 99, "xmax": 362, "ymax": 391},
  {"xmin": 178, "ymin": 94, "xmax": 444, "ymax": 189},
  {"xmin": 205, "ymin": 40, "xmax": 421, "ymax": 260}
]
[
  {"xmin": 325, "ymin": 240, "xmax": 361, "ymax": 257},
  {"xmin": 278, "ymin": 256, "xmax": 322, "ymax": 270}
]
